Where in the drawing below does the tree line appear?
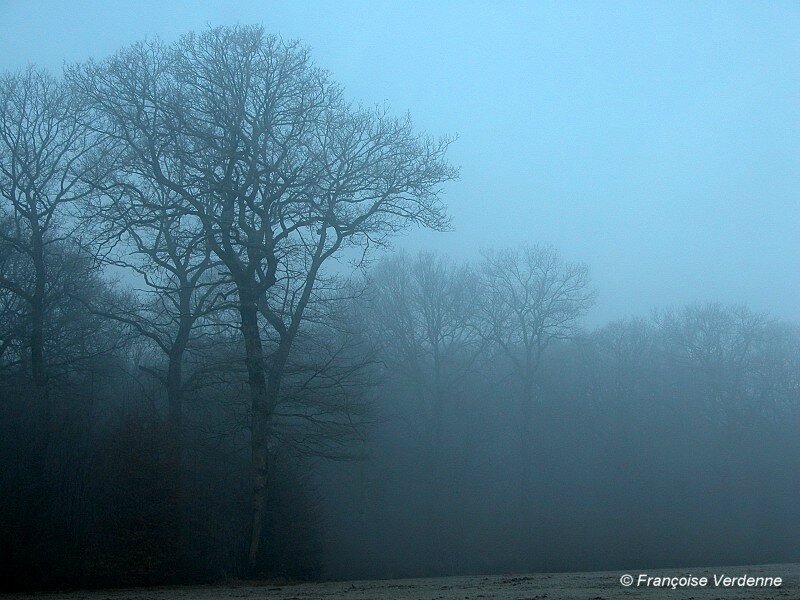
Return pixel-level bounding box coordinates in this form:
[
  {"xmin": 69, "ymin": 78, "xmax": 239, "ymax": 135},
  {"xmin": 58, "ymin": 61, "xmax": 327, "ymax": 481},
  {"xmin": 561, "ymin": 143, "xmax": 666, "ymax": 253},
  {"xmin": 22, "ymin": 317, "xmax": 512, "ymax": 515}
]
[
  {"xmin": 321, "ymin": 257, "xmax": 799, "ymax": 578},
  {"xmin": 1, "ymin": 23, "xmax": 798, "ymax": 592}
]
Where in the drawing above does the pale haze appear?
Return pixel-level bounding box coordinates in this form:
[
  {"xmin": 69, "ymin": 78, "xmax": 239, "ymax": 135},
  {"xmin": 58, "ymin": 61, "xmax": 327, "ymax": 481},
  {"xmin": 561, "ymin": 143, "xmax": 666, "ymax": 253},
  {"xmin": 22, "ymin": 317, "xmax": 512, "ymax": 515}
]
[
  {"xmin": 4, "ymin": 3, "xmax": 800, "ymax": 594},
  {"xmin": 2, "ymin": 0, "xmax": 796, "ymax": 324}
]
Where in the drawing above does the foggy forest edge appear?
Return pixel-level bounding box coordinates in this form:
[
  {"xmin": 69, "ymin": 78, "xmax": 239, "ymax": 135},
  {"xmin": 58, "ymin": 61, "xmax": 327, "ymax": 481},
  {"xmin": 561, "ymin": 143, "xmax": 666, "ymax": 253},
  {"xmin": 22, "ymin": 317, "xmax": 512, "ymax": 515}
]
[{"xmin": 0, "ymin": 23, "xmax": 798, "ymax": 592}]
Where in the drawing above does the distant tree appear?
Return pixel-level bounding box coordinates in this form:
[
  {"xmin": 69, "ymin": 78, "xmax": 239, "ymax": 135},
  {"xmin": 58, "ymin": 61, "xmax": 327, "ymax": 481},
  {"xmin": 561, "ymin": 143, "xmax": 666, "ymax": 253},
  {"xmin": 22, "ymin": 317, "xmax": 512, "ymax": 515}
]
[
  {"xmin": 480, "ymin": 245, "xmax": 595, "ymax": 411},
  {"xmin": 479, "ymin": 242, "xmax": 595, "ymax": 510},
  {"xmin": 657, "ymin": 302, "xmax": 771, "ymax": 429},
  {"xmin": 368, "ymin": 252, "xmax": 484, "ymax": 443},
  {"xmin": 364, "ymin": 252, "xmax": 485, "ymax": 563}
]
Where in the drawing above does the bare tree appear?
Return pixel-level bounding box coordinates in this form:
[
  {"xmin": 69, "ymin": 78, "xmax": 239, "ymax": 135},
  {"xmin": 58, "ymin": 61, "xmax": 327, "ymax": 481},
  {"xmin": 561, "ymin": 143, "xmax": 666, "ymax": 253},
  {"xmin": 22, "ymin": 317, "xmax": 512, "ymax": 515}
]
[
  {"xmin": 476, "ymin": 244, "xmax": 594, "ymax": 544},
  {"xmin": 82, "ymin": 164, "xmax": 224, "ymax": 450},
  {"xmin": 0, "ymin": 67, "xmax": 101, "ymax": 415},
  {"xmin": 70, "ymin": 24, "xmax": 456, "ymax": 569},
  {"xmin": 369, "ymin": 252, "xmax": 484, "ymax": 443},
  {"xmin": 364, "ymin": 252, "xmax": 485, "ymax": 559},
  {"xmin": 0, "ymin": 216, "xmax": 27, "ymax": 372},
  {"xmin": 657, "ymin": 302, "xmax": 771, "ymax": 430},
  {"xmin": 480, "ymin": 245, "xmax": 595, "ymax": 440},
  {"xmin": 481, "ymin": 245, "xmax": 595, "ymax": 403}
]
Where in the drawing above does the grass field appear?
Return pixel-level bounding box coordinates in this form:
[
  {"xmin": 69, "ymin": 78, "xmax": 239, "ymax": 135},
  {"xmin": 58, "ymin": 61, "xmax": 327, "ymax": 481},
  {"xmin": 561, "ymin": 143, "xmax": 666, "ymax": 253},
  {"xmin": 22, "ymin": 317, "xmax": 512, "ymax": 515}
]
[{"xmin": 8, "ymin": 563, "xmax": 797, "ymax": 599}]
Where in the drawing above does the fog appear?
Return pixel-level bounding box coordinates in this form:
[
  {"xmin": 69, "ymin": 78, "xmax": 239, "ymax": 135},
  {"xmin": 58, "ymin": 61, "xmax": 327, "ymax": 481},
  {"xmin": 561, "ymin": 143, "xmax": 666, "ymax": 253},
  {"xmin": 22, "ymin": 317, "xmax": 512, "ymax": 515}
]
[
  {"xmin": 2, "ymin": 1, "xmax": 798, "ymax": 324},
  {"xmin": 0, "ymin": 2, "xmax": 798, "ymax": 594}
]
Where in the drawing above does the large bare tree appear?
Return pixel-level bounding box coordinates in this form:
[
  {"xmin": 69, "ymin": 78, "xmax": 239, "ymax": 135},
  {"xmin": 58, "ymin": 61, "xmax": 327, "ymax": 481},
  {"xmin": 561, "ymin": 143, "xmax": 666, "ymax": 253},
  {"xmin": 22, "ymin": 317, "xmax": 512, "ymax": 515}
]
[{"xmin": 70, "ymin": 24, "xmax": 456, "ymax": 569}]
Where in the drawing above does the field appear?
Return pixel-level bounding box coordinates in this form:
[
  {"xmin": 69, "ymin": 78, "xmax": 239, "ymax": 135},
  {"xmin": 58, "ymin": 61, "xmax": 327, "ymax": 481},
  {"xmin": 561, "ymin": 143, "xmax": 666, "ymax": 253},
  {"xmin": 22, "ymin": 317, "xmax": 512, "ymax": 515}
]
[{"xmin": 8, "ymin": 563, "xmax": 797, "ymax": 600}]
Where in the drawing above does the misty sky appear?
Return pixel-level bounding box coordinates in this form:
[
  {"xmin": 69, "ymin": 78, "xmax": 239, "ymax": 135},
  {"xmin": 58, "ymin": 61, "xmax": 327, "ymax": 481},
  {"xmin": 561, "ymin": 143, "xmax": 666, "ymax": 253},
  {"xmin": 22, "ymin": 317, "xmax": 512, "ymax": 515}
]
[{"xmin": 1, "ymin": 1, "xmax": 797, "ymax": 325}]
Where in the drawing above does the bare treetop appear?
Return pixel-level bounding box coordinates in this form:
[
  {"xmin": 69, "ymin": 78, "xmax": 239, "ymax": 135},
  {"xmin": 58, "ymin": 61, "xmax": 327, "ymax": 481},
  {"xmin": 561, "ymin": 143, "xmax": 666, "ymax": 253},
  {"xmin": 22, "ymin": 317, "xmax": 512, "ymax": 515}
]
[
  {"xmin": 70, "ymin": 25, "xmax": 456, "ymax": 292},
  {"xmin": 481, "ymin": 244, "xmax": 596, "ymax": 365}
]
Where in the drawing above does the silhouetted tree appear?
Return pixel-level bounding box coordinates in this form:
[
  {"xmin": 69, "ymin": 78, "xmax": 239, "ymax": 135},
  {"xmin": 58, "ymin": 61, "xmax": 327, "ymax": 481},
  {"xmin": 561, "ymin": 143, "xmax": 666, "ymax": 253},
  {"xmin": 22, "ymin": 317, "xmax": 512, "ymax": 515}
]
[
  {"xmin": 369, "ymin": 252, "xmax": 484, "ymax": 444},
  {"xmin": 0, "ymin": 67, "xmax": 102, "ymax": 411},
  {"xmin": 480, "ymin": 244, "xmax": 595, "ymax": 417},
  {"xmin": 70, "ymin": 24, "xmax": 456, "ymax": 570}
]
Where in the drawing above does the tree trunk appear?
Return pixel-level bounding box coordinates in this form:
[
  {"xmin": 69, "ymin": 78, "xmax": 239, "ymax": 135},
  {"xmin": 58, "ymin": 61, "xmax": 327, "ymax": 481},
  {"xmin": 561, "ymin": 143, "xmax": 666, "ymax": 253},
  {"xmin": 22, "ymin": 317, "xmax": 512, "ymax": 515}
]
[
  {"xmin": 166, "ymin": 309, "xmax": 192, "ymax": 452},
  {"xmin": 167, "ymin": 341, "xmax": 184, "ymax": 424},
  {"xmin": 238, "ymin": 290, "xmax": 271, "ymax": 572},
  {"xmin": 164, "ymin": 328, "xmax": 189, "ymax": 570},
  {"xmin": 520, "ymin": 372, "xmax": 534, "ymax": 445},
  {"xmin": 249, "ymin": 341, "xmax": 292, "ymax": 572},
  {"xmin": 242, "ymin": 248, "xmax": 330, "ymax": 571},
  {"xmin": 30, "ymin": 227, "xmax": 48, "ymax": 424},
  {"xmin": 517, "ymin": 369, "xmax": 536, "ymax": 536},
  {"xmin": 165, "ymin": 344, "xmax": 185, "ymax": 465}
]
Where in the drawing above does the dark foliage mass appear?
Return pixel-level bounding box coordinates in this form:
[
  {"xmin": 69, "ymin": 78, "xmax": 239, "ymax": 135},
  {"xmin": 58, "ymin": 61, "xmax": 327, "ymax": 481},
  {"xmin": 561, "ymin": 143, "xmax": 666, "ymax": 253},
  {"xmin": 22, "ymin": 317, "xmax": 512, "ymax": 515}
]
[{"xmin": 1, "ymin": 24, "xmax": 798, "ymax": 593}]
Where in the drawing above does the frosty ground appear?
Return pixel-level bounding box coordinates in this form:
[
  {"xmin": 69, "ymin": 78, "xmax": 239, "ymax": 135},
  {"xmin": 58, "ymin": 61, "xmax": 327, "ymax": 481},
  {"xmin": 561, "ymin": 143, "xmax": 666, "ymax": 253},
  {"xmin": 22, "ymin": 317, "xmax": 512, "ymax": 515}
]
[{"xmin": 9, "ymin": 563, "xmax": 797, "ymax": 599}]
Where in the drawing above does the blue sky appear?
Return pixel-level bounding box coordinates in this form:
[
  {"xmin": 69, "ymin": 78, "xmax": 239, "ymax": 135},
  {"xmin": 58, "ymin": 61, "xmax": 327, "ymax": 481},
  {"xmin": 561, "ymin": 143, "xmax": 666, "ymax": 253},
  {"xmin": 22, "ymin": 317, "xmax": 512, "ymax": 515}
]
[{"xmin": 1, "ymin": 1, "xmax": 797, "ymax": 324}]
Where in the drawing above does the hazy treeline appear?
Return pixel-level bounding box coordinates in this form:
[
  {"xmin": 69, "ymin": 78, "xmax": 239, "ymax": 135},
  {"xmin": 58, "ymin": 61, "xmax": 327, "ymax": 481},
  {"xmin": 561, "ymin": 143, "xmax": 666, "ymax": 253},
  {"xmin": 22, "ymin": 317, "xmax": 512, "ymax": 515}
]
[
  {"xmin": 320, "ymin": 259, "xmax": 800, "ymax": 577},
  {"xmin": 1, "ymin": 23, "xmax": 798, "ymax": 592}
]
